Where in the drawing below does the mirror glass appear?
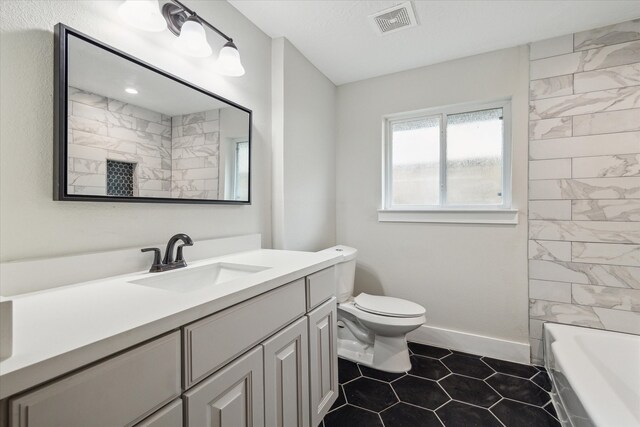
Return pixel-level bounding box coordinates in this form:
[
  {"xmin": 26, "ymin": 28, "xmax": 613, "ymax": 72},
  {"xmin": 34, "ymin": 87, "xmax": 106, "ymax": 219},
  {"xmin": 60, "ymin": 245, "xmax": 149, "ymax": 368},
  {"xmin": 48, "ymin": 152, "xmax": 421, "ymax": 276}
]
[{"xmin": 63, "ymin": 32, "xmax": 251, "ymax": 203}]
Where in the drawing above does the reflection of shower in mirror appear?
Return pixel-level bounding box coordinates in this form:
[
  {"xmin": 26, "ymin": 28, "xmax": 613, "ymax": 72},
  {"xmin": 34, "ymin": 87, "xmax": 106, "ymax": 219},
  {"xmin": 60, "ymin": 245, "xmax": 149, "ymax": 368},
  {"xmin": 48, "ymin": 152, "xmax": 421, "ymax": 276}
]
[{"xmin": 55, "ymin": 24, "xmax": 252, "ymax": 204}]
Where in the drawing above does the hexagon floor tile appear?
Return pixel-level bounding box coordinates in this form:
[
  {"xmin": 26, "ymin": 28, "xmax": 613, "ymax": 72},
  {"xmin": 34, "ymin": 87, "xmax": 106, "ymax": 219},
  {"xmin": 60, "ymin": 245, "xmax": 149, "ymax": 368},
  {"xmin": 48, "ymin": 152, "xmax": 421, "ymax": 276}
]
[
  {"xmin": 408, "ymin": 355, "xmax": 451, "ymax": 380},
  {"xmin": 392, "ymin": 375, "xmax": 450, "ymax": 410},
  {"xmin": 441, "ymin": 353, "xmax": 495, "ymax": 379},
  {"xmin": 381, "ymin": 402, "xmax": 443, "ymax": 427},
  {"xmin": 343, "ymin": 377, "xmax": 398, "ymax": 412},
  {"xmin": 436, "ymin": 400, "xmax": 502, "ymax": 427},
  {"xmin": 439, "ymin": 374, "xmax": 501, "ymax": 408},
  {"xmin": 486, "ymin": 373, "xmax": 551, "ymax": 407},
  {"xmin": 324, "ymin": 342, "xmax": 560, "ymax": 427}
]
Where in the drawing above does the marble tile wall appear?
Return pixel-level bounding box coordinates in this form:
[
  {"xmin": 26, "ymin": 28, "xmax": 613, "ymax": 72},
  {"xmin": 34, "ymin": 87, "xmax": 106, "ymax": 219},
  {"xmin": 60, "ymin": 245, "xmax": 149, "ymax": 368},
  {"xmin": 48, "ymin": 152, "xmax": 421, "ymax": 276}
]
[
  {"xmin": 528, "ymin": 19, "xmax": 640, "ymax": 363},
  {"xmin": 67, "ymin": 87, "xmax": 172, "ymax": 197},
  {"xmin": 170, "ymin": 110, "xmax": 221, "ymax": 199}
]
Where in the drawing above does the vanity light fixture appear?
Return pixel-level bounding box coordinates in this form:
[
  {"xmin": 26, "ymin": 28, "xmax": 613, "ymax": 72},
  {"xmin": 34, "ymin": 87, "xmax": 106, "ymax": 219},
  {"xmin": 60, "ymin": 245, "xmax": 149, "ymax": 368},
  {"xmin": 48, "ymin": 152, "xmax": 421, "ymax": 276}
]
[
  {"xmin": 217, "ymin": 41, "xmax": 245, "ymax": 77},
  {"xmin": 118, "ymin": 0, "xmax": 245, "ymax": 76},
  {"xmin": 125, "ymin": 87, "xmax": 138, "ymax": 94},
  {"xmin": 173, "ymin": 15, "xmax": 213, "ymax": 58}
]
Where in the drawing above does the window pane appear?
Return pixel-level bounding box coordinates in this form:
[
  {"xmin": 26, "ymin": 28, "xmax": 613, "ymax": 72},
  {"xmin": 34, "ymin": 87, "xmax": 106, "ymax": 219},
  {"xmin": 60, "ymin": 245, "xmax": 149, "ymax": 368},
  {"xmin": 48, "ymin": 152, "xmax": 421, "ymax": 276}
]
[
  {"xmin": 235, "ymin": 141, "xmax": 249, "ymax": 201},
  {"xmin": 391, "ymin": 116, "xmax": 440, "ymax": 206},
  {"xmin": 446, "ymin": 108, "xmax": 503, "ymax": 205}
]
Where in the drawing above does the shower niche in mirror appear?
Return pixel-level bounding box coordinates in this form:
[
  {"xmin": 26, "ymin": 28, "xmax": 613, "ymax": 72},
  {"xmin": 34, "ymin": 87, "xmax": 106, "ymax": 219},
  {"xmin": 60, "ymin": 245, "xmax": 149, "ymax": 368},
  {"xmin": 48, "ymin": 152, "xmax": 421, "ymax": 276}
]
[{"xmin": 54, "ymin": 24, "xmax": 251, "ymax": 204}]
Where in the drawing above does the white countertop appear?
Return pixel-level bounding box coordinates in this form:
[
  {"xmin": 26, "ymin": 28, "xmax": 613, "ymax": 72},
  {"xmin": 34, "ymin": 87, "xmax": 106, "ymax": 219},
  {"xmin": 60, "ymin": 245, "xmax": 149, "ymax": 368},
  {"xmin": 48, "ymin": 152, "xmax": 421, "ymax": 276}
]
[{"xmin": 0, "ymin": 248, "xmax": 341, "ymax": 400}]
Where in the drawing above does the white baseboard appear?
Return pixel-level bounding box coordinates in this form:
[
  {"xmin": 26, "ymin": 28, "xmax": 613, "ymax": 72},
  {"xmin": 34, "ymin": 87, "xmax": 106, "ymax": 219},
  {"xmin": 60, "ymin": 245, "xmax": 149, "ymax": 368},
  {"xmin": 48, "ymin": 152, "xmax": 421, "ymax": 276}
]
[{"xmin": 407, "ymin": 324, "xmax": 531, "ymax": 365}]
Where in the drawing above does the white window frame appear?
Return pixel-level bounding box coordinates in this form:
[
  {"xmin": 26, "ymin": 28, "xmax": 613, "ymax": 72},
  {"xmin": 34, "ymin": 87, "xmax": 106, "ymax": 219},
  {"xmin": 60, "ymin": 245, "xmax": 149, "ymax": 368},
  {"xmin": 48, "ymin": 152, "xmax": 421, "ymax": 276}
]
[
  {"xmin": 379, "ymin": 99, "xmax": 518, "ymax": 225},
  {"xmin": 229, "ymin": 137, "xmax": 249, "ymax": 201}
]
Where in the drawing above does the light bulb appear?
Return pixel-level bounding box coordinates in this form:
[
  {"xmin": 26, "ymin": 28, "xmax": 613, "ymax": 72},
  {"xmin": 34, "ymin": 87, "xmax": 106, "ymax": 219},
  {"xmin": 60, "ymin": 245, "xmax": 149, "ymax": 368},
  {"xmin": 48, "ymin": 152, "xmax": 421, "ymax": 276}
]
[
  {"xmin": 118, "ymin": 0, "xmax": 166, "ymax": 32},
  {"xmin": 125, "ymin": 88, "xmax": 138, "ymax": 94},
  {"xmin": 174, "ymin": 16, "xmax": 213, "ymax": 58},
  {"xmin": 216, "ymin": 41, "xmax": 245, "ymax": 77}
]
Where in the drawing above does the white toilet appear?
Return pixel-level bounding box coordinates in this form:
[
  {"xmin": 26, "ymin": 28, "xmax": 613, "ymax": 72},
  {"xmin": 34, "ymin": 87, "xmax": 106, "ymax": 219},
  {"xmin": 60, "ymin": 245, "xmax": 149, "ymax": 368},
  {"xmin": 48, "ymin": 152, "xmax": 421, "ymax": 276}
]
[{"xmin": 320, "ymin": 245, "xmax": 426, "ymax": 373}]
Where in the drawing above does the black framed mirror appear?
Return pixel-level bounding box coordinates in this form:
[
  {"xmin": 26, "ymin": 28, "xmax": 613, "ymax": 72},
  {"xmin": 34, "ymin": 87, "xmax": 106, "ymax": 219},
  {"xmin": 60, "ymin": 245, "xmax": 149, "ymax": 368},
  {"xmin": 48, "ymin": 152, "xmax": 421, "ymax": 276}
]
[{"xmin": 54, "ymin": 24, "xmax": 251, "ymax": 204}]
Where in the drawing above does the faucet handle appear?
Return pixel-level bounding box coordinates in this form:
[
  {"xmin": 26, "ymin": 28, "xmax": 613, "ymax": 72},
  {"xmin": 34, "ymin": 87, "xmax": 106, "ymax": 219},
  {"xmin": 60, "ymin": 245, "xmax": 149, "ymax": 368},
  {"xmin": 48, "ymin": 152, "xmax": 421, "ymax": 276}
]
[
  {"xmin": 141, "ymin": 248, "xmax": 162, "ymax": 268},
  {"xmin": 175, "ymin": 244, "xmax": 189, "ymax": 263}
]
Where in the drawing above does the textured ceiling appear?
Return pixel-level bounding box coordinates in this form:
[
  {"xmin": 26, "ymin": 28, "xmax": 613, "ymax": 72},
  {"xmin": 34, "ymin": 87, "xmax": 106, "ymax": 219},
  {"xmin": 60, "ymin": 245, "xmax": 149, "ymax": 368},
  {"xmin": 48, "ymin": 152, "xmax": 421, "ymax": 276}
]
[{"xmin": 229, "ymin": 0, "xmax": 640, "ymax": 85}]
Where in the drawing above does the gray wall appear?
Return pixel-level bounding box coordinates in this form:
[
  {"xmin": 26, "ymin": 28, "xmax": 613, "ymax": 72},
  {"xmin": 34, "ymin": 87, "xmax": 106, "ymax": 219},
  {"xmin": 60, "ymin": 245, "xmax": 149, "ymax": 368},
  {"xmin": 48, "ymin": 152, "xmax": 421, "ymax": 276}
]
[
  {"xmin": 527, "ymin": 19, "xmax": 640, "ymax": 363},
  {"xmin": 272, "ymin": 38, "xmax": 337, "ymax": 251},
  {"xmin": 336, "ymin": 46, "xmax": 531, "ymax": 346}
]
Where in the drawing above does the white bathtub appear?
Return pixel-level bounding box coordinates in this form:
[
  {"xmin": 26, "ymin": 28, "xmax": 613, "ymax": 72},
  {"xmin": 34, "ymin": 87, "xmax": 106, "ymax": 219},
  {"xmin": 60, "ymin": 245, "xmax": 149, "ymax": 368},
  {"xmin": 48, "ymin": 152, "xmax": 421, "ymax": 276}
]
[{"xmin": 544, "ymin": 323, "xmax": 640, "ymax": 427}]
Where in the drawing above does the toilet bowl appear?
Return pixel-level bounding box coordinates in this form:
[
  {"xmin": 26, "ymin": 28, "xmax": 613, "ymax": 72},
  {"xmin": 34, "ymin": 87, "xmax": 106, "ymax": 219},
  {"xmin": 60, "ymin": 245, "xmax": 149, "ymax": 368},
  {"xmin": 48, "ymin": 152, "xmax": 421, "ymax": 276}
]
[{"xmin": 320, "ymin": 246, "xmax": 426, "ymax": 373}]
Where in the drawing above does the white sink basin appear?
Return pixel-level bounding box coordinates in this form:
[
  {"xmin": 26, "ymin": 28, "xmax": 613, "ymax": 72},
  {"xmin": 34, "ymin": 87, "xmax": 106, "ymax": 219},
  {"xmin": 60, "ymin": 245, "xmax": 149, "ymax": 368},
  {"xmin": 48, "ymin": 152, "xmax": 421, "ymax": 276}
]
[{"xmin": 128, "ymin": 263, "xmax": 270, "ymax": 293}]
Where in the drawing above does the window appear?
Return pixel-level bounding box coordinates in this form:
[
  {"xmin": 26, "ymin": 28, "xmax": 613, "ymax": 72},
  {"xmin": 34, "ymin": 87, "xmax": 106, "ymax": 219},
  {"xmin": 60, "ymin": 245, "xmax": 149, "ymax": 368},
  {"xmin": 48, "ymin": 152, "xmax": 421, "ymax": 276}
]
[
  {"xmin": 381, "ymin": 100, "xmax": 517, "ymax": 224},
  {"xmin": 233, "ymin": 140, "xmax": 249, "ymax": 201}
]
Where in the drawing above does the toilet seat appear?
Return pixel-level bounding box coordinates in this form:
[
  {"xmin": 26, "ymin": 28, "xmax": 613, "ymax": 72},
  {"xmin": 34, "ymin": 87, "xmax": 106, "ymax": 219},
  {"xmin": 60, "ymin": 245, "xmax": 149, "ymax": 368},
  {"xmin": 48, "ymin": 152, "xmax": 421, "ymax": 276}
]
[
  {"xmin": 354, "ymin": 293, "xmax": 426, "ymax": 318},
  {"xmin": 339, "ymin": 301, "xmax": 425, "ymax": 328}
]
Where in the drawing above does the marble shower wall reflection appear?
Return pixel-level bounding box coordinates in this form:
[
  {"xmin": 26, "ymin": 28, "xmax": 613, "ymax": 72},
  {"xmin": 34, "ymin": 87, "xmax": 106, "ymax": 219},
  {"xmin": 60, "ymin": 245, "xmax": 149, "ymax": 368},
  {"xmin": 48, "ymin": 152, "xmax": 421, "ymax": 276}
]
[
  {"xmin": 171, "ymin": 110, "xmax": 220, "ymax": 199},
  {"xmin": 67, "ymin": 87, "xmax": 220, "ymax": 199},
  {"xmin": 528, "ymin": 19, "xmax": 640, "ymax": 363}
]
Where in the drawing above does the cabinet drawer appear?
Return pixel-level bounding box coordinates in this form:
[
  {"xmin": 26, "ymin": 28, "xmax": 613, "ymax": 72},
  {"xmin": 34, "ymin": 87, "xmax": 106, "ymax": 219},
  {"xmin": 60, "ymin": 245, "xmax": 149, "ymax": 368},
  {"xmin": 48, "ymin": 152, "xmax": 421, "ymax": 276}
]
[
  {"xmin": 184, "ymin": 279, "xmax": 306, "ymax": 387},
  {"xmin": 306, "ymin": 266, "xmax": 336, "ymax": 310},
  {"xmin": 136, "ymin": 399, "xmax": 182, "ymax": 427},
  {"xmin": 10, "ymin": 332, "xmax": 181, "ymax": 427}
]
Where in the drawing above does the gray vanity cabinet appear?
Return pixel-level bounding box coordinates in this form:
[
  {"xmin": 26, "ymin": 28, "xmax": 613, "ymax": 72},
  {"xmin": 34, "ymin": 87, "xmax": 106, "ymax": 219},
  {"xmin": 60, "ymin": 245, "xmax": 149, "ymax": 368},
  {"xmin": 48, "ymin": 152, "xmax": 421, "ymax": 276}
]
[
  {"xmin": 184, "ymin": 346, "xmax": 265, "ymax": 427},
  {"xmin": 307, "ymin": 298, "xmax": 338, "ymax": 427},
  {"xmin": 5, "ymin": 267, "xmax": 338, "ymax": 427},
  {"xmin": 263, "ymin": 317, "xmax": 310, "ymax": 427}
]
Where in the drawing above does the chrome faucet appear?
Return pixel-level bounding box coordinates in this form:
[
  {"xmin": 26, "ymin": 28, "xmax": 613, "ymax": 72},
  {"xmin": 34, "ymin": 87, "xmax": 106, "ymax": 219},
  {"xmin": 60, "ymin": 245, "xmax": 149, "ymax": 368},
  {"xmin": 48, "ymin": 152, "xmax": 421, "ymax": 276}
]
[{"xmin": 141, "ymin": 233, "xmax": 194, "ymax": 273}]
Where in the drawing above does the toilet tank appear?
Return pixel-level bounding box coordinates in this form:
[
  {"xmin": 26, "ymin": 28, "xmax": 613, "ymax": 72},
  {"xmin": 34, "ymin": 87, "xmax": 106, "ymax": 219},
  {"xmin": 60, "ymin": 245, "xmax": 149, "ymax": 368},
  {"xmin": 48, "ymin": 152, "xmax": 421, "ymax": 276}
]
[{"xmin": 319, "ymin": 246, "xmax": 358, "ymax": 303}]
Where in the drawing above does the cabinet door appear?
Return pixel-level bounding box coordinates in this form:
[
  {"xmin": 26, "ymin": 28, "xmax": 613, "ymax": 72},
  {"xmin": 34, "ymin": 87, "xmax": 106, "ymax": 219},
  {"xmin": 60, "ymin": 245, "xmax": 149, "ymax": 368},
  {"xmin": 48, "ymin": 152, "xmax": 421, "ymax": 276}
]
[
  {"xmin": 307, "ymin": 298, "xmax": 338, "ymax": 427},
  {"xmin": 263, "ymin": 317, "xmax": 310, "ymax": 427},
  {"xmin": 184, "ymin": 346, "xmax": 264, "ymax": 427}
]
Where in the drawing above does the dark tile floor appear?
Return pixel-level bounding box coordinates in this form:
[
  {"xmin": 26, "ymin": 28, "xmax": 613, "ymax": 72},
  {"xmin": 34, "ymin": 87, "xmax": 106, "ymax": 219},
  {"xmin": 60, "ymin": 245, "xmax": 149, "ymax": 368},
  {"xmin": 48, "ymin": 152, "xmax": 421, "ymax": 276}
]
[{"xmin": 322, "ymin": 342, "xmax": 559, "ymax": 427}]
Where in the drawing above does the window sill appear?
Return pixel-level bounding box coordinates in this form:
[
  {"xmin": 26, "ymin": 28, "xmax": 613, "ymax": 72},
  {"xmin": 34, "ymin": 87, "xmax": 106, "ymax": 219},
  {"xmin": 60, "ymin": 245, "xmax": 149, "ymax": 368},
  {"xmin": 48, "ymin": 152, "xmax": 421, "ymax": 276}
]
[{"xmin": 377, "ymin": 209, "xmax": 519, "ymax": 225}]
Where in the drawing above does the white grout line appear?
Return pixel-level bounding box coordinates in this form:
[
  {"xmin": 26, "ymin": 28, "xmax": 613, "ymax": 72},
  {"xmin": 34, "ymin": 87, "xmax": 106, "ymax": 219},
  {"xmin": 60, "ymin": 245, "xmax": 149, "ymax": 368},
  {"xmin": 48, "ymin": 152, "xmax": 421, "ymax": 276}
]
[
  {"xmin": 488, "ymin": 396, "xmax": 504, "ymax": 410},
  {"xmin": 489, "ymin": 403, "xmax": 510, "ymax": 427},
  {"xmin": 389, "ymin": 379, "xmax": 402, "ymax": 403},
  {"xmin": 339, "ymin": 375, "xmax": 361, "ymax": 386},
  {"xmin": 346, "ymin": 403, "xmax": 383, "ymax": 415},
  {"xmin": 334, "ymin": 343, "xmax": 555, "ymax": 426},
  {"xmin": 440, "ymin": 371, "xmax": 493, "ymax": 382},
  {"xmin": 405, "ymin": 372, "xmax": 440, "ymax": 383},
  {"xmin": 327, "ymin": 402, "xmax": 347, "ymax": 414},
  {"xmin": 449, "ymin": 398, "xmax": 497, "ymax": 412},
  {"xmin": 379, "ymin": 401, "xmax": 400, "ymax": 413},
  {"xmin": 482, "ymin": 365, "xmax": 539, "ymax": 381},
  {"xmin": 433, "ymin": 411, "xmax": 446, "ymax": 427},
  {"xmin": 543, "ymin": 401, "xmax": 561, "ymax": 422}
]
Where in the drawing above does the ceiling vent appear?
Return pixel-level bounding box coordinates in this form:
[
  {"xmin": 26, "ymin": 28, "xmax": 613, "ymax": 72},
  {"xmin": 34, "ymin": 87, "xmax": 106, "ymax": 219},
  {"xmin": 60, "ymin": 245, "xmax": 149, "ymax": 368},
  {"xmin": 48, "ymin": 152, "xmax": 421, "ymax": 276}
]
[{"xmin": 369, "ymin": 2, "xmax": 418, "ymax": 35}]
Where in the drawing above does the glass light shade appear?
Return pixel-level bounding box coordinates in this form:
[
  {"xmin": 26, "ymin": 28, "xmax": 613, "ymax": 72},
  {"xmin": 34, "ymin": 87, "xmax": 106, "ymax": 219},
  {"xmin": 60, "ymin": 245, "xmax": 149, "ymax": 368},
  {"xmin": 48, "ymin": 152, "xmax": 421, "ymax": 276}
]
[
  {"xmin": 174, "ymin": 18, "xmax": 213, "ymax": 58},
  {"xmin": 216, "ymin": 42, "xmax": 245, "ymax": 77},
  {"xmin": 118, "ymin": 0, "xmax": 166, "ymax": 32}
]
